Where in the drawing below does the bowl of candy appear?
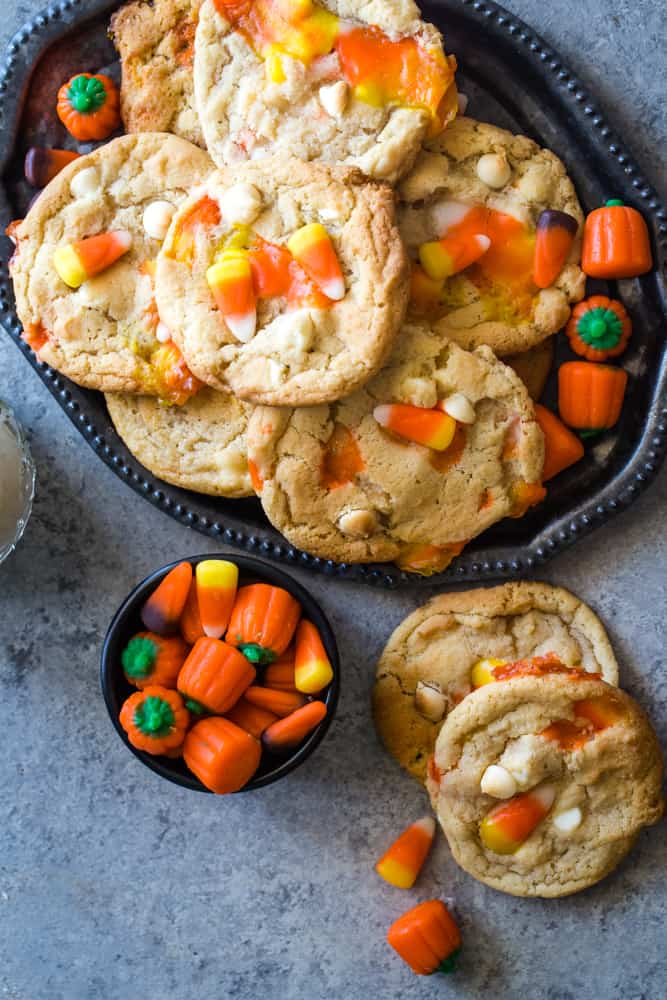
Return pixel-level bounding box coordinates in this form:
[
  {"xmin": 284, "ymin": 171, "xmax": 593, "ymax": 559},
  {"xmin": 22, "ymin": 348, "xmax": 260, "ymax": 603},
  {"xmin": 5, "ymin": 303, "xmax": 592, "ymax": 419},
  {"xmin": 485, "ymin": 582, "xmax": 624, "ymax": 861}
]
[
  {"xmin": 100, "ymin": 554, "xmax": 340, "ymax": 793},
  {"xmin": 0, "ymin": 400, "xmax": 36, "ymax": 566}
]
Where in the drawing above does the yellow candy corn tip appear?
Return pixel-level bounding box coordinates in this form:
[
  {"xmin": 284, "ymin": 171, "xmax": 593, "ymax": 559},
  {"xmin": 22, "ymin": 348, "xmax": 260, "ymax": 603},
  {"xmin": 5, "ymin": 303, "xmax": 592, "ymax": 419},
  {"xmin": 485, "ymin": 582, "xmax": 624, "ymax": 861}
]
[
  {"xmin": 206, "ymin": 256, "xmax": 252, "ymax": 288},
  {"xmin": 426, "ymin": 415, "xmax": 456, "ymax": 451},
  {"xmin": 53, "ymin": 245, "xmax": 87, "ymax": 288},
  {"xmin": 196, "ymin": 560, "xmax": 239, "ymax": 590},
  {"xmin": 294, "ymin": 660, "xmax": 334, "ymax": 694},
  {"xmin": 479, "ymin": 818, "xmax": 519, "ymax": 855},
  {"xmin": 265, "ymin": 45, "xmax": 286, "ymax": 83},
  {"xmin": 471, "ymin": 658, "xmax": 506, "ymax": 688},
  {"xmin": 375, "ymin": 858, "xmax": 417, "ymax": 889},
  {"xmin": 287, "ymin": 223, "xmax": 329, "ymax": 257},
  {"xmin": 419, "ymin": 242, "xmax": 454, "ymax": 282}
]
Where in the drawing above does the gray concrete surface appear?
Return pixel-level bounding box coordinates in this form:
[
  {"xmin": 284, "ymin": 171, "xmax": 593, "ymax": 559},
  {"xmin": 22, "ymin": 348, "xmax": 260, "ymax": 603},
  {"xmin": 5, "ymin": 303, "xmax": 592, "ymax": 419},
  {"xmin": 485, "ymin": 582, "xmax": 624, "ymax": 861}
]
[{"xmin": 1, "ymin": 1, "xmax": 666, "ymax": 998}]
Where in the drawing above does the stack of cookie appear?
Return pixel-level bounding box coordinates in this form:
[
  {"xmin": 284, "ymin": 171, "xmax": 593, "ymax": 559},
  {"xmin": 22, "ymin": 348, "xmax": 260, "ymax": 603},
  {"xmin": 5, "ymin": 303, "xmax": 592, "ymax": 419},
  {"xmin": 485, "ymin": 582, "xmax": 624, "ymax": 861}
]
[
  {"xmin": 11, "ymin": 0, "xmax": 590, "ymax": 573},
  {"xmin": 373, "ymin": 582, "xmax": 664, "ymax": 896}
]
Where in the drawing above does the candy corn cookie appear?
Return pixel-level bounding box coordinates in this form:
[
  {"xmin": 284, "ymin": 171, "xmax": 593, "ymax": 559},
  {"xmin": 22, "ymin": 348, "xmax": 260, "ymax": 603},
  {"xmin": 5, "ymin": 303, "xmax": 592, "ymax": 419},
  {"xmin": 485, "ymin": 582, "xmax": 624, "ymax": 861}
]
[
  {"xmin": 155, "ymin": 156, "xmax": 409, "ymax": 405},
  {"xmin": 11, "ymin": 133, "xmax": 213, "ymax": 398},
  {"xmin": 111, "ymin": 0, "xmax": 204, "ymax": 147},
  {"xmin": 193, "ymin": 0, "xmax": 458, "ymax": 183},
  {"xmin": 373, "ymin": 582, "xmax": 620, "ymax": 783},
  {"xmin": 399, "ymin": 117, "xmax": 585, "ymax": 355},
  {"xmin": 105, "ymin": 387, "xmax": 253, "ymax": 498},
  {"xmin": 246, "ymin": 323, "xmax": 545, "ymax": 568},
  {"xmin": 427, "ymin": 670, "xmax": 664, "ymax": 897}
]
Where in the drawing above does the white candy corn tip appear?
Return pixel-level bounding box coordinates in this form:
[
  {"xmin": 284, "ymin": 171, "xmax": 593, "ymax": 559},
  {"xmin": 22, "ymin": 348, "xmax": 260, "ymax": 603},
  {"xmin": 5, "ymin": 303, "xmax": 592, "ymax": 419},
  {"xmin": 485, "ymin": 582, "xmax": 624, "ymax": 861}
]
[
  {"xmin": 532, "ymin": 783, "xmax": 557, "ymax": 811},
  {"xmin": 111, "ymin": 230, "xmax": 133, "ymax": 252},
  {"xmin": 474, "ymin": 234, "xmax": 492, "ymax": 253},
  {"xmin": 457, "ymin": 92, "xmax": 469, "ymax": 114},
  {"xmin": 430, "ymin": 200, "xmax": 470, "ymax": 235},
  {"xmin": 156, "ymin": 322, "xmax": 171, "ymax": 344},
  {"xmin": 373, "ymin": 404, "xmax": 391, "ymax": 427},
  {"xmin": 226, "ymin": 311, "xmax": 257, "ymax": 343},
  {"xmin": 413, "ymin": 816, "xmax": 436, "ymax": 839},
  {"xmin": 321, "ymin": 276, "xmax": 346, "ymax": 301},
  {"xmin": 442, "ymin": 392, "xmax": 476, "ymax": 425}
]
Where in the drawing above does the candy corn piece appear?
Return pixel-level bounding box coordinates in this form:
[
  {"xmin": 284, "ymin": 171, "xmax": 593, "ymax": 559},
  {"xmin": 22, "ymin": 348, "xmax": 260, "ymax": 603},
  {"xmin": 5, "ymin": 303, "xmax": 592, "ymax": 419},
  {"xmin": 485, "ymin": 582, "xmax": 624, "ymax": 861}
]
[
  {"xmin": 294, "ymin": 620, "xmax": 334, "ymax": 694},
  {"xmin": 533, "ymin": 210, "xmax": 578, "ymax": 289},
  {"xmin": 179, "ymin": 578, "xmax": 205, "ymax": 645},
  {"xmin": 263, "ymin": 648, "xmax": 297, "ymax": 691},
  {"xmin": 226, "ymin": 697, "xmax": 279, "ymax": 740},
  {"xmin": 195, "ymin": 559, "xmax": 238, "ymax": 639},
  {"xmin": 262, "ymin": 700, "xmax": 327, "ymax": 753},
  {"xmin": 243, "ymin": 686, "xmax": 307, "ymax": 717},
  {"xmin": 53, "ymin": 230, "xmax": 132, "ymax": 288},
  {"xmin": 419, "ymin": 232, "xmax": 491, "ymax": 282},
  {"xmin": 141, "ymin": 561, "xmax": 193, "ymax": 636},
  {"xmin": 24, "ymin": 147, "xmax": 80, "ymax": 188},
  {"xmin": 375, "ymin": 816, "xmax": 436, "ymax": 889},
  {"xmin": 373, "ymin": 404, "xmax": 456, "ymax": 452},
  {"xmin": 287, "ymin": 223, "xmax": 345, "ymax": 301},
  {"xmin": 206, "ymin": 254, "xmax": 257, "ymax": 342},
  {"xmin": 479, "ymin": 783, "xmax": 556, "ymax": 854},
  {"xmin": 470, "ymin": 658, "xmax": 507, "ymax": 688}
]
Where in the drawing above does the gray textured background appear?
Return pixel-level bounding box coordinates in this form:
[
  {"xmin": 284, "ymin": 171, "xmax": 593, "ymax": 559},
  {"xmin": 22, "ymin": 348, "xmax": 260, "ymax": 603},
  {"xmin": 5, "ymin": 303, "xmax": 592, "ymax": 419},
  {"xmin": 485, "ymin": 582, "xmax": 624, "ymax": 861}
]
[{"xmin": 1, "ymin": 1, "xmax": 666, "ymax": 998}]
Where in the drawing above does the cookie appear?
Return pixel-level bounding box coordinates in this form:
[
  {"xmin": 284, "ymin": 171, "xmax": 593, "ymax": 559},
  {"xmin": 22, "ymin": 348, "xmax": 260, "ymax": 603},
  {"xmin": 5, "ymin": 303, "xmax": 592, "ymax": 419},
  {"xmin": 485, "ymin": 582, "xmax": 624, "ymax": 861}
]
[
  {"xmin": 427, "ymin": 671, "xmax": 664, "ymax": 897},
  {"xmin": 111, "ymin": 0, "xmax": 204, "ymax": 147},
  {"xmin": 506, "ymin": 339, "xmax": 554, "ymax": 401},
  {"xmin": 246, "ymin": 323, "xmax": 545, "ymax": 569},
  {"xmin": 106, "ymin": 387, "xmax": 253, "ymax": 498},
  {"xmin": 398, "ymin": 117, "xmax": 586, "ymax": 355},
  {"xmin": 11, "ymin": 133, "xmax": 214, "ymax": 398},
  {"xmin": 155, "ymin": 156, "xmax": 409, "ymax": 405},
  {"xmin": 373, "ymin": 582, "xmax": 620, "ymax": 783},
  {"xmin": 193, "ymin": 0, "xmax": 458, "ymax": 183}
]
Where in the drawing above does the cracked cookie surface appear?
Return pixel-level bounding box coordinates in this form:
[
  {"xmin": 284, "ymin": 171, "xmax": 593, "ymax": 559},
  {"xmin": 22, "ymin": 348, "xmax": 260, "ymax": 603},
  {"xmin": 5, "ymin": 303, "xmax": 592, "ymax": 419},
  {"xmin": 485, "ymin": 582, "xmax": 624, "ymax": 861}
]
[
  {"xmin": 155, "ymin": 156, "xmax": 409, "ymax": 405},
  {"xmin": 427, "ymin": 673, "xmax": 663, "ymax": 897},
  {"xmin": 373, "ymin": 582, "xmax": 619, "ymax": 783},
  {"xmin": 193, "ymin": 0, "xmax": 458, "ymax": 183},
  {"xmin": 398, "ymin": 117, "xmax": 585, "ymax": 355},
  {"xmin": 246, "ymin": 324, "xmax": 544, "ymax": 566},
  {"xmin": 106, "ymin": 387, "xmax": 254, "ymax": 497},
  {"xmin": 11, "ymin": 133, "xmax": 214, "ymax": 395},
  {"xmin": 111, "ymin": 0, "xmax": 204, "ymax": 147}
]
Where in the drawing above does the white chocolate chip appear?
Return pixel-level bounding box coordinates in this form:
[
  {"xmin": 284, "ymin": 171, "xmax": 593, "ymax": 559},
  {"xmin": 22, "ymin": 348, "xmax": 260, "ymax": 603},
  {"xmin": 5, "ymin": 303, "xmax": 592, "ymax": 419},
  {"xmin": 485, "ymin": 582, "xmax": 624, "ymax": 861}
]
[
  {"xmin": 319, "ymin": 80, "xmax": 349, "ymax": 118},
  {"xmin": 266, "ymin": 359, "xmax": 284, "ymax": 388},
  {"xmin": 267, "ymin": 311, "xmax": 315, "ymax": 359},
  {"xmin": 337, "ymin": 509, "xmax": 378, "ymax": 539},
  {"xmin": 414, "ymin": 681, "xmax": 447, "ymax": 723},
  {"xmin": 142, "ymin": 201, "xmax": 175, "ymax": 241},
  {"xmin": 219, "ymin": 183, "xmax": 264, "ymax": 226},
  {"xmin": 319, "ymin": 207, "xmax": 340, "ymax": 223},
  {"xmin": 400, "ymin": 376, "xmax": 438, "ymax": 409},
  {"xmin": 69, "ymin": 166, "xmax": 99, "ymax": 199},
  {"xmin": 476, "ymin": 152, "xmax": 512, "ymax": 190},
  {"xmin": 553, "ymin": 806, "xmax": 583, "ymax": 834},
  {"xmin": 441, "ymin": 392, "xmax": 475, "ymax": 424},
  {"xmin": 156, "ymin": 322, "xmax": 171, "ymax": 344},
  {"xmin": 480, "ymin": 764, "xmax": 518, "ymax": 799},
  {"xmin": 457, "ymin": 92, "xmax": 469, "ymax": 115}
]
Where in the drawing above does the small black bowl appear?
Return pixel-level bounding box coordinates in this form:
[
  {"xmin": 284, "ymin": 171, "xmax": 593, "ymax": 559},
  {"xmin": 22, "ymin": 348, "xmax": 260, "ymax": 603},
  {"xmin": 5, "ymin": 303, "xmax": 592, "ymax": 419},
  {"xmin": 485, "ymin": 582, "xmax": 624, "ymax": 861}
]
[{"xmin": 101, "ymin": 554, "xmax": 340, "ymax": 793}]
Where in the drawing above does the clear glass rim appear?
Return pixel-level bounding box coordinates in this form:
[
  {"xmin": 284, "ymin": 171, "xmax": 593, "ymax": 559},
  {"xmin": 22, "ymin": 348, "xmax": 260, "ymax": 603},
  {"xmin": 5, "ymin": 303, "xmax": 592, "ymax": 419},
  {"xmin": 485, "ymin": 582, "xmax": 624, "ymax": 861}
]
[{"xmin": 0, "ymin": 399, "xmax": 36, "ymax": 565}]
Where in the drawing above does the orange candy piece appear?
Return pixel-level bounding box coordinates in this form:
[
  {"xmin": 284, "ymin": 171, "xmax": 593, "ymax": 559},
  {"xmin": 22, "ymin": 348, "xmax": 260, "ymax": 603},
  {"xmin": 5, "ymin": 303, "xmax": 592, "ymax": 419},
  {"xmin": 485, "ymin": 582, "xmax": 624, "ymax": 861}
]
[
  {"xmin": 262, "ymin": 700, "xmax": 327, "ymax": 753},
  {"xmin": 533, "ymin": 210, "xmax": 578, "ymax": 289},
  {"xmin": 53, "ymin": 230, "xmax": 132, "ymax": 288},
  {"xmin": 287, "ymin": 224, "xmax": 345, "ymax": 301},
  {"xmin": 141, "ymin": 561, "xmax": 193, "ymax": 636},
  {"xmin": 321, "ymin": 423, "xmax": 365, "ymax": 490},
  {"xmin": 179, "ymin": 578, "xmax": 205, "ymax": 645},
  {"xmin": 294, "ymin": 620, "xmax": 333, "ymax": 694},
  {"xmin": 419, "ymin": 232, "xmax": 490, "ymax": 281},
  {"xmin": 243, "ymin": 685, "xmax": 307, "ymax": 717},
  {"xmin": 375, "ymin": 816, "xmax": 436, "ymax": 889},
  {"xmin": 479, "ymin": 784, "xmax": 556, "ymax": 854},
  {"xmin": 206, "ymin": 254, "xmax": 257, "ymax": 342},
  {"xmin": 226, "ymin": 697, "xmax": 279, "ymax": 740},
  {"xmin": 183, "ymin": 716, "xmax": 261, "ymax": 794},
  {"xmin": 534, "ymin": 404, "xmax": 584, "ymax": 481},
  {"xmin": 387, "ymin": 899, "xmax": 461, "ymax": 976},
  {"xmin": 263, "ymin": 648, "xmax": 297, "ymax": 691},
  {"xmin": 177, "ymin": 636, "xmax": 255, "ymax": 714},
  {"xmin": 195, "ymin": 559, "xmax": 239, "ymax": 639},
  {"xmin": 374, "ymin": 403, "xmax": 456, "ymax": 452}
]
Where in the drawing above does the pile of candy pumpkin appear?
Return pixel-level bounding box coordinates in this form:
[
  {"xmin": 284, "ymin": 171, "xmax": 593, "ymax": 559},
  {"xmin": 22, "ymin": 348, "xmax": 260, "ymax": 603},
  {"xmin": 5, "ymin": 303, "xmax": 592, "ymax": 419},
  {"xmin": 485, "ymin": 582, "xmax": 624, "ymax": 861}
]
[{"xmin": 117, "ymin": 560, "xmax": 333, "ymax": 793}]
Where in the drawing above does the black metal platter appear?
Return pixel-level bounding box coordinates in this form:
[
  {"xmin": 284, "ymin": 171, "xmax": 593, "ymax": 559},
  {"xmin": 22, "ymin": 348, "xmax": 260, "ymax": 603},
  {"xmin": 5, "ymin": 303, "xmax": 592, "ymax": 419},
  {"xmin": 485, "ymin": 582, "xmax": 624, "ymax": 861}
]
[{"xmin": 0, "ymin": 0, "xmax": 665, "ymax": 588}]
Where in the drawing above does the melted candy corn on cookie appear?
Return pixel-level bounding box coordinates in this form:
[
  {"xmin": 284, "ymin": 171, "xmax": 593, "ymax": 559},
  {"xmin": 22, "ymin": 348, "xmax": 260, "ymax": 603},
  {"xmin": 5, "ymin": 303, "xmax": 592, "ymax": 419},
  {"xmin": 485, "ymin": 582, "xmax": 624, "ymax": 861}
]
[
  {"xmin": 373, "ymin": 582, "xmax": 619, "ymax": 783},
  {"xmin": 155, "ymin": 156, "xmax": 409, "ymax": 405},
  {"xmin": 194, "ymin": 0, "xmax": 458, "ymax": 183},
  {"xmin": 105, "ymin": 387, "xmax": 253, "ymax": 498},
  {"xmin": 246, "ymin": 323, "xmax": 544, "ymax": 566},
  {"xmin": 111, "ymin": 0, "xmax": 204, "ymax": 147},
  {"xmin": 11, "ymin": 133, "xmax": 213, "ymax": 398},
  {"xmin": 427, "ymin": 673, "xmax": 664, "ymax": 897},
  {"xmin": 398, "ymin": 117, "xmax": 586, "ymax": 355}
]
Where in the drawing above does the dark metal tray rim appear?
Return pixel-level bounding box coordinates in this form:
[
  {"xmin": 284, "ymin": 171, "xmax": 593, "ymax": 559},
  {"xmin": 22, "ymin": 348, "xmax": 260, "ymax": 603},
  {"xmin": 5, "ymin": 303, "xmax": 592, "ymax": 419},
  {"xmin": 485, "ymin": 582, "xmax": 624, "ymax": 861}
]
[{"xmin": 0, "ymin": 0, "xmax": 665, "ymax": 589}]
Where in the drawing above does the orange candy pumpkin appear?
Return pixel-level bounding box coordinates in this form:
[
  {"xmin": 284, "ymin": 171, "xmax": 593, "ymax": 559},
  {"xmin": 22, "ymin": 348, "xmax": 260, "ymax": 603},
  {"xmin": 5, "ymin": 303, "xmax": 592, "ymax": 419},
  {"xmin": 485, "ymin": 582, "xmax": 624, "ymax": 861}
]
[
  {"xmin": 56, "ymin": 73, "xmax": 120, "ymax": 141},
  {"xmin": 387, "ymin": 900, "xmax": 461, "ymax": 976},
  {"xmin": 566, "ymin": 296, "xmax": 632, "ymax": 362},
  {"xmin": 559, "ymin": 362, "xmax": 627, "ymax": 432},
  {"xmin": 183, "ymin": 716, "xmax": 262, "ymax": 793},
  {"xmin": 177, "ymin": 636, "xmax": 256, "ymax": 714},
  {"xmin": 582, "ymin": 200, "xmax": 652, "ymax": 279}
]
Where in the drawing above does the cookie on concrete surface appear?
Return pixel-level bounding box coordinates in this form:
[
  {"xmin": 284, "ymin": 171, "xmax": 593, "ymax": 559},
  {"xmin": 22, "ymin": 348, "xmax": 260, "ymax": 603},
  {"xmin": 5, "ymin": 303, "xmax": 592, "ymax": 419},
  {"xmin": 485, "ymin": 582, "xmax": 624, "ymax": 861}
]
[
  {"xmin": 506, "ymin": 339, "xmax": 554, "ymax": 401},
  {"xmin": 155, "ymin": 156, "xmax": 409, "ymax": 405},
  {"xmin": 373, "ymin": 582, "xmax": 620, "ymax": 783},
  {"xmin": 11, "ymin": 133, "xmax": 213, "ymax": 399},
  {"xmin": 111, "ymin": 0, "xmax": 204, "ymax": 146},
  {"xmin": 194, "ymin": 0, "xmax": 458, "ymax": 183},
  {"xmin": 398, "ymin": 117, "xmax": 585, "ymax": 355},
  {"xmin": 106, "ymin": 387, "xmax": 253, "ymax": 498},
  {"xmin": 427, "ymin": 671, "xmax": 664, "ymax": 897},
  {"xmin": 246, "ymin": 323, "xmax": 545, "ymax": 570}
]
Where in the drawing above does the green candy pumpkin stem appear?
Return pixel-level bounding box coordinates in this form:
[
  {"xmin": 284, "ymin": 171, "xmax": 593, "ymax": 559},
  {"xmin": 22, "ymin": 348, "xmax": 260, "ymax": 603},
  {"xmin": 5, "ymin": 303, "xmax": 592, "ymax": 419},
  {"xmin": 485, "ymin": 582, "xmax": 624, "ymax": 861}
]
[
  {"xmin": 67, "ymin": 75, "xmax": 107, "ymax": 114},
  {"xmin": 576, "ymin": 308, "xmax": 623, "ymax": 351},
  {"xmin": 436, "ymin": 950, "xmax": 460, "ymax": 975},
  {"xmin": 121, "ymin": 637, "xmax": 158, "ymax": 679},
  {"xmin": 237, "ymin": 642, "xmax": 277, "ymax": 666},
  {"xmin": 133, "ymin": 696, "xmax": 175, "ymax": 738}
]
